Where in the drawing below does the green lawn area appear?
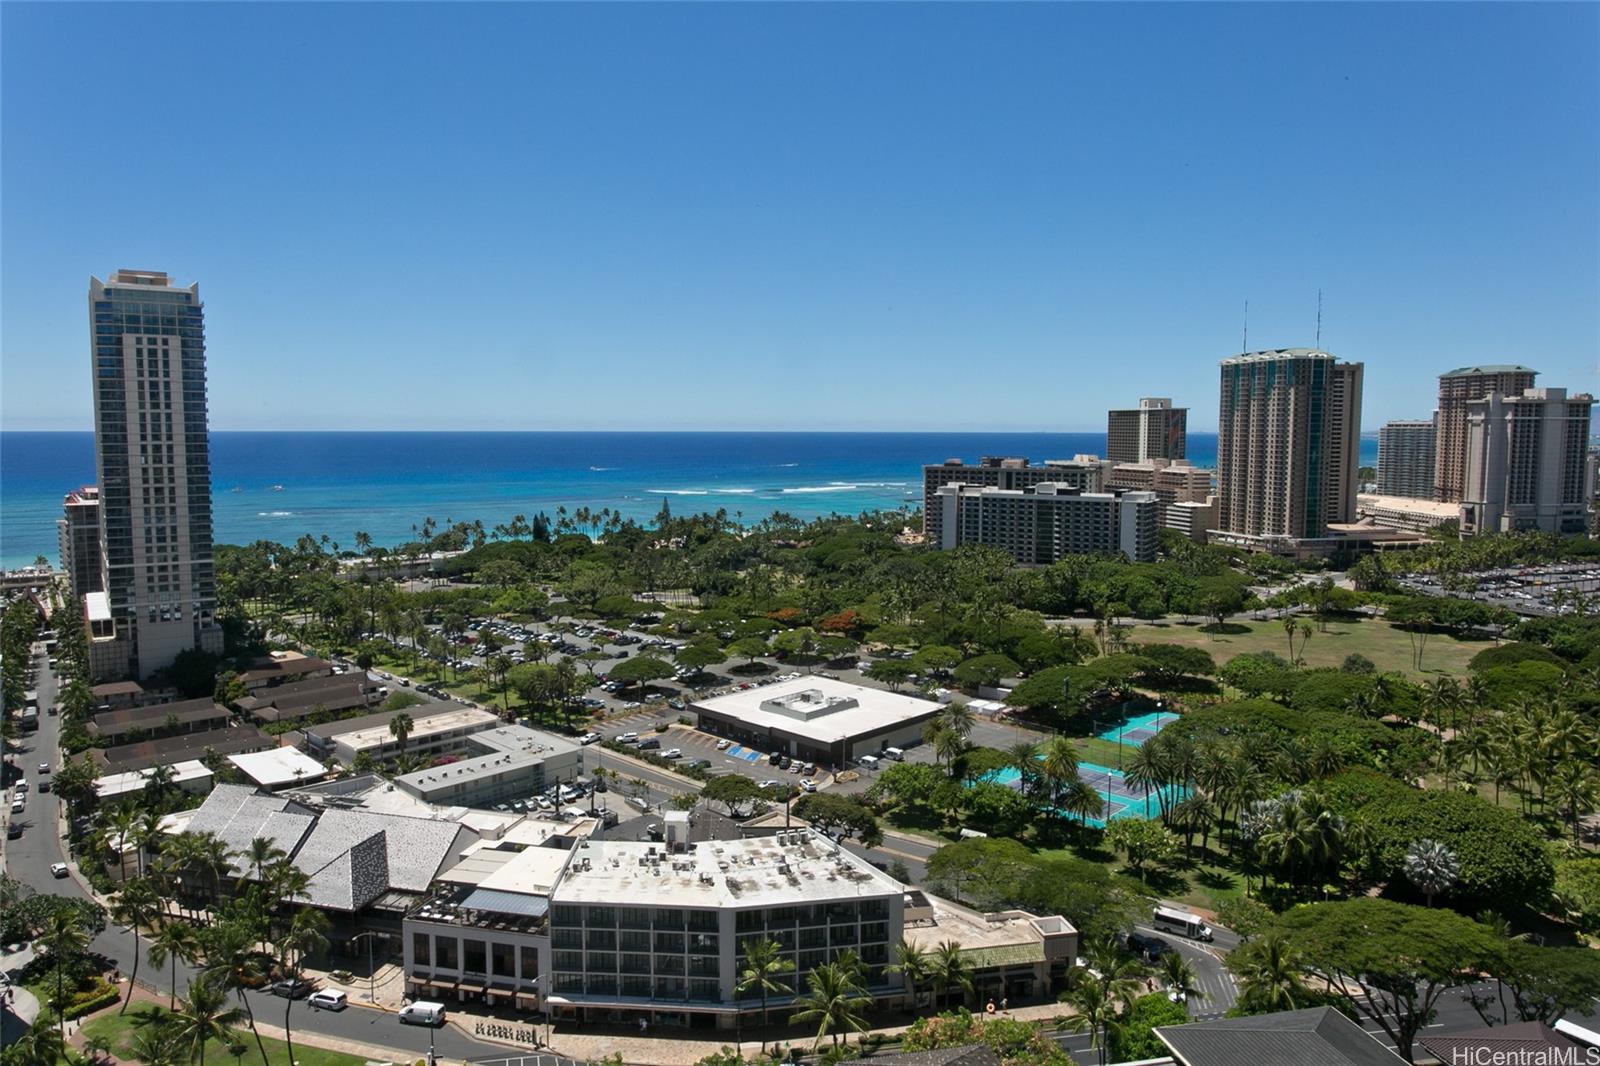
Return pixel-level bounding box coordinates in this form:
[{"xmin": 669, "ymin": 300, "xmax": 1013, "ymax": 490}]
[
  {"xmin": 80, "ymin": 1003, "xmax": 369, "ymax": 1066},
  {"xmin": 1128, "ymin": 616, "xmax": 1482, "ymax": 679}
]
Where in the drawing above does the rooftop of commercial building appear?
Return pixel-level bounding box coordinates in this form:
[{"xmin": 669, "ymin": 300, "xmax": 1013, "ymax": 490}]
[
  {"xmin": 326, "ymin": 706, "xmax": 499, "ymax": 751},
  {"xmin": 693, "ymin": 676, "xmax": 941, "ymax": 745},
  {"xmin": 1356, "ymin": 494, "xmax": 1461, "ymax": 519},
  {"xmin": 95, "ymin": 759, "xmax": 212, "ymax": 799},
  {"xmin": 555, "ymin": 828, "xmax": 902, "ymax": 908},
  {"xmin": 238, "ymin": 651, "xmax": 335, "ymax": 685},
  {"xmin": 903, "ymin": 895, "xmax": 1073, "ymax": 970},
  {"xmin": 1156, "ymin": 1007, "xmax": 1406, "ymax": 1066},
  {"xmin": 228, "ymin": 748, "xmax": 330, "ymax": 789},
  {"xmin": 391, "ymin": 724, "xmax": 580, "ymax": 792}
]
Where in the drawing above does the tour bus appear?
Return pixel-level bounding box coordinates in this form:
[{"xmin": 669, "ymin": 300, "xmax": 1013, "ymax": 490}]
[{"xmin": 1152, "ymin": 905, "xmax": 1213, "ymax": 942}]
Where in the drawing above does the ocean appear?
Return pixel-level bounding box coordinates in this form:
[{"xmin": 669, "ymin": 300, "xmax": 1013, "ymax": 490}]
[{"xmin": 0, "ymin": 431, "xmax": 1378, "ymax": 569}]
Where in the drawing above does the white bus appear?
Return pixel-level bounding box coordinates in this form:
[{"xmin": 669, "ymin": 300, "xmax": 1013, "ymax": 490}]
[{"xmin": 1152, "ymin": 905, "xmax": 1213, "ymax": 941}]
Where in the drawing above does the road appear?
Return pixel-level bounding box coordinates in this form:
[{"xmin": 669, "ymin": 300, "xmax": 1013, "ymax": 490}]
[{"xmin": 0, "ymin": 645, "xmax": 509, "ymax": 1064}]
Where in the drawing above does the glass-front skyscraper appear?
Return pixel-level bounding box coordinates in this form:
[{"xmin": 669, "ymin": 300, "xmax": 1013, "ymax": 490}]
[{"xmin": 88, "ymin": 270, "xmax": 222, "ymax": 679}]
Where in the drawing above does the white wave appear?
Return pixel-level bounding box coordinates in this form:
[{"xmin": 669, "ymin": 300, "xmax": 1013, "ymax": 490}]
[
  {"xmin": 588, "ymin": 466, "xmax": 615, "ymax": 471},
  {"xmin": 780, "ymin": 481, "xmax": 907, "ymax": 494},
  {"xmin": 776, "ymin": 462, "xmax": 799, "ymax": 467},
  {"xmin": 723, "ymin": 488, "xmax": 757, "ymax": 495},
  {"xmin": 257, "ymin": 511, "xmax": 295, "ymax": 517},
  {"xmin": 647, "ymin": 489, "xmax": 710, "ymax": 496}
]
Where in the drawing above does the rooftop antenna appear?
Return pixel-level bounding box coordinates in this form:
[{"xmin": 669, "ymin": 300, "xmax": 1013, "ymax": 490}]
[
  {"xmin": 1242, "ymin": 299, "xmax": 1249, "ymax": 354},
  {"xmin": 1315, "ymin": 290, "xmax": 1324, "ymax": 349}
]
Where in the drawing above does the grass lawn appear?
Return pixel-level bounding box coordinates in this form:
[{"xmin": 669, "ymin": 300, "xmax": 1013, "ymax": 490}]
[
  {"xmin": 1128, "ymin": 616, "xmax": 1482, "ymax": 679},
  {"xmin": 1034, "ymin": 842, "xmax": 1250, "ymax": 916},
  {"xmin": 80, "ymin": 1003, "xmax": 369, "ymax": 1066}
]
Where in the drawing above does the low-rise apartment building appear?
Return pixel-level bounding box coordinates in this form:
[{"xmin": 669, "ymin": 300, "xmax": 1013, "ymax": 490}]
[
  {"xmin": 935, "ymin": 483, "xmax": 1159, "ymax": 564},
  {"xmin": 311, "ymin": 706, "xmax": 501, "ymax": 764},
  {"xmin": 236, "ymin": 674, "xmax": 380, "ymax": 724}
]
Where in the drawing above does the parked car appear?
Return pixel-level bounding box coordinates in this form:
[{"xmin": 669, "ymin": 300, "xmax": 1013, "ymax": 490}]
[
  {"xmin": 399, "ymin": 1002, "xmax": 446, "ymax": 1026},
  {"xmin": 716, "ymin": 739, "xmax": 731, "ymax": 751},
  {"xmin": 271, "ymin": 979, "xmax": 313, "ymax": 999},
  {"xmin": 579, "ymin": 732, "xmax": 602, "ymax": 745},
  {"xmin": 616, "ymin": 732, "xmax": 639, "ymax": 744},
  {"xmin": 637, "ymin": 738, "xmax": 661, "ymax": 750},
  {"xmin": 308, "ymin": 990, "xmax": 347, "ymax": 1011},
  {"xmin": 661, "ymin": 748, "xmax": 682, "ymax": 759},
  {"xmin": 800, "ymin": 779, "xmax": 818, "ymax": 793},
  {"xmin": 50, "ymin": 863, "xmax": 69, "ymax": 878}
]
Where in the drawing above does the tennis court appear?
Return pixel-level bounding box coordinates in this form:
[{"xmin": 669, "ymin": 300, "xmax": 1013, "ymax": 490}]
[
  {"xmin": 1097, "ymin": 710, "xmax": 1180, "ymax": 747},
  {"xmin": 983, "ymin": 760, "xmax": 1185, "ymax": 827}
]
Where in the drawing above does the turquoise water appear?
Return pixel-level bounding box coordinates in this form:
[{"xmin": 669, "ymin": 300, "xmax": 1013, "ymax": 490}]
[
  {"xmin": 983, "ymin": 760, "xmax": 1186, "ymax": 828},
  {"xmin": 0, "ymin": 430, "xmax": 1380, "ymax": 569}
]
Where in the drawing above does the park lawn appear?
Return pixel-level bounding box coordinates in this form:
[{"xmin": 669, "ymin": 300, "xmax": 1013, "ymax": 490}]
[
  {"xmin": 1127, "ymin": 616, "xmax": 1481, "ymax": 679},
  {"xmin": 80, "ymin": 1003, "xmax": 369, "ymax": 1066}
]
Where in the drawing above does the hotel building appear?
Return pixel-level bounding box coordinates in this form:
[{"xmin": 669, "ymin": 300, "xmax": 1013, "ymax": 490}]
[
  {"xmin": 1461, "ymin": 387, "xmax": 1594, "ymax": 536},
  {"xmin": 1376, "ymin": 419, "xmax": 1436, "ymax": 499},
  {"xmin": 1434, "ymin": 365, "xmax": 1538, "ymax": 503},
  {"xmin": 1216, "ymin": 349, "xmax": 1363, "ymax": 547},
  {"xmin": 921, "ymin": 457, "xmax": 1104, "ymax": 543},
  {"xmin": 1107, "ymin": 397, "xmax": 1187, "ymax": 465},
  {"xmin": 935, "ymin": 483, "xmax": 1159, "ymax": 564},
  {"xmin": 58, "ymin": 487, "xmax": 104, "ymax": 601},
  {"xmin": 87, "ymin": 270, "xmax": 222, "ymax": 679}
]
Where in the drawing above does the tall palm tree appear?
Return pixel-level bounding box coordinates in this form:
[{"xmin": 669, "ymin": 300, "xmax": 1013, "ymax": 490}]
[
  {"xmin": 1122, "ymin": 744, "xmax": 1169, "ymax": 821},
  {"xmin": 927, "ymin": 940, "xmax": 973, "ymax": 1009},
  {"xmin": 937, "ymin": 702, "xmax": 976, "ymax": 744},
  {"xmin": 790, "ymin": 962, "xmax": 871, "ymax": 1050},
  {"xmin": 1040, "ymin": 736, "xmax": 1080, "ymax": 807},
  {"xmin": 1226, "ymin": 930, "xmax": 1308, "ymax": 1013},
  {"xmin": 1006, "ymin": 742, "xmax": 1041, "ymax": 801},
  {"xmin": 169, "ymin": 977, "xmax": 244, "ymax": 1066},
  {"xmin": 246, "ymin": 836, "xmax": 286, "ymax": 885},
  {"xmin": 149, "ymin": 919, "xmax": 201, "ymax": 1009},
  {"xmin": 201, "ymin": 921, "xmax": 270, "ymax": 1066},
  {"xmin": 128, "ymin": 1014, "xmax": 182, "ymax": 1066},
  {"xmin": 5, "ymin": 1019, "xmax": 66, "ymax": 1066},
  {"xmin": 279, "ymin": 908, "xmax": 330, "ymax": 1066},
  {"xmin": 888, "ymin": 940, "xmax": 932, "ymax": 1008},
  {"xmin": 736, "ymin": 938, "xmax": 794, "ymax": 1054},
  {"xmin": 1061, "ymin": 943, "xmax": 1146, "ymax": 1066},
  {"xmin": 1403, "ymin": 839, "xmax": 1460, "ymax": 907},
  {"xmin": 37, "ymin": 901, "xmax": 90, "ymax": 1039},
  {"xmin": 388, "ymin": 712, "xmax": 414, "ymax": 758},
  {"xmin": 111, "ymin": 877, "xmax": 162, "ymax": 1014}
]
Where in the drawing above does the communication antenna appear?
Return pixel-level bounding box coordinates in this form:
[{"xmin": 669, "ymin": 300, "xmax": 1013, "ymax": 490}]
[
  {"xmin": 1242, "ymin": 299, "xmax": 1249, "ymax": 354},
  {"xmin": 1315, "ymin": 290, "xmax": 1324, "ymax": 349}
]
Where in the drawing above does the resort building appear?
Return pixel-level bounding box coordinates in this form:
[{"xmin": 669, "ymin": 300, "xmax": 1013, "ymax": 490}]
[
  {"xmin": 1106, "ymin": 397, "xmax": 1187, "ymax": 465},
  {"xmin": 1355, "ymin": 493, "xmax": 1461, "ymax": 534},
  {"xmin": 227, "ymin": 748, "xmax": 331, "ymax": 791},
  {"xmin": 1106, "ymin": 459, "xmax": 1212, "ymax": 526},
  {"xmin": 235, "ymin": 674, "xmax": 380, "ymax": 724},
  {"xmin": 58, "ymin": 487, "xmax": 103, "ymax": 601},
  {"xmin": 1375, "ymin": 419, "xmax": 1436, "ymax": 499},
  {"xmin": 921, "ymin": 457, "xmax": 1105, "ymax": 543},
  {"xmin": 237, "ymin": 651, "xmax": 337, "ymax": 692},
  {"xmin": 93, "ymin": 723, "xmax": 272, "ymax": 774},
  {"xmin": 88, "ymin": 696, "xmax": 232, "ymax": 744},
  {"xmin": 392, "ymin": 725, "xmax": 583, "ymax": 808},
  {"xmin": 1435, "ymin": 364, "xmax": 1538, "ymax": 503},
  {"xmin": 692, "ymin": 676, "xmax": 943, "ymax": 766},
  {"xmin": 1215, "ymin": 349, "xmax": 1364, "ymax": 549},
  {"xmin": 86, "ymin": 269, "xmax": 223, "ymax": 680},
  {"xmin": 95, "ymin": 759, "xmax": 214, "ymax": 802},
  {"xmin": 901, "ymin": 892, "xmax": 1077, "ymax": 1005},
  {"xmin": 1461, "ymin": 386, "xmax": 1595, "ymax": 536},
  {"xmin": 1165, "ymin": 496, "xmax": 1219, "ymax": 543},
  {"xmin": 934, "ymin": 483, "xmax": 1159, "ymax": 564}
]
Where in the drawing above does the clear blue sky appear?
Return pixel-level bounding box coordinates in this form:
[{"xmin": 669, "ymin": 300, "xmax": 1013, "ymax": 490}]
[{"xmin": 2, "ymin": 2, "xmax": 1595, "ymax": 432}]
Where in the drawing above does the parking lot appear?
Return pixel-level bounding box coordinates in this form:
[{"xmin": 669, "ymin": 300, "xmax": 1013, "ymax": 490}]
[{"xmin": 1399, "ymin": 562, "xmax": 1600, "ymax": 616}]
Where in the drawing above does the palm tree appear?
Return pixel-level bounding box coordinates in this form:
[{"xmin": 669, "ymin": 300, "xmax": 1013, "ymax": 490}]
[
  {"xmin": 1006, "ymin": 742, "xmax": 1041, "ymax": 800},
  {"xmin": 1226, "ymin": 930, "xmax": 1308, "ymax": 1013},
  {"xmin": 1403, "ymin": 839, "xmax": 1460, "ymax": 907},
  {"xmin": 1061, "ymin": 943, "xmax": 1146, "ymax": 1066},
  {"xmin": 927, "ymin": 940, "xmax": 973, "ymax": 1009},
  {"xmin": 246, "ymin": 836, "xmax": 287, "ymax": 885},
  {"xmin": 5, "ymin": 1019, "xmax": 66, "ymax": 1066},
  {"xmin": 1040, "ymin": 736, "xmax": 1080, "ymax": 807},
  {"xmin": 37, "ymin": 901, "xmax": 90, "ymax": 1038},
  {"xmin": 388, "ymin": 711, "xmax": 414, "ymax": 757},
  {"xmin": 169, "ymin": 977, "xmax": 244, "ymax": 1066},
  {"xmin": 937, "ymin": 702, "xmax": 975, "ymax": 744},
  {"xmin": 201, "ymin": 920, "xmax": 270, "ymax": 1066},
  {"xmin": 888, "ymin": 940, "xmax": 932, "ymax": 1008},
  {"xmin": 111, "ymin": 877, "xmax": 163, "ymax": 1014},
  {"xmin": 1160, "ymin": 953, "xmax": 1208, "ymax": 1007},
  {"xmin": 736, "ymin": 938, "xmax": 794, "ymax": 1054},
  {"xmin": 790, "ymin": 962, "xmax": 871, "ymax": 1050},
  {"xmin": 1122, "ymin": 744, "xmax": 1169, "ymax": 821},
  {"xmin": 150, "ymin": 919, "xmax": 202, "ymax": 1009},
  {"xmin": 279, "ymin": 908, "xmax": 330, "ymax": 1066},
  {"xmin": 128, "ymin": 1016, "xmax": 182, "ymax": 1066}
]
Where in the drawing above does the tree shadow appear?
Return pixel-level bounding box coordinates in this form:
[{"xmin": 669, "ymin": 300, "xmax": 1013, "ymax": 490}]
[{"xmin": 1200, "ymin": 623, "xmax": 1250, "ymax": 636}]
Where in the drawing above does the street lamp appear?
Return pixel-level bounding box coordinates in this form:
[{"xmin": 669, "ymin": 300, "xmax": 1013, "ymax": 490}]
[{"xmin": 350, "ymin": 931, "xmax": 382, "ymax": 1004}]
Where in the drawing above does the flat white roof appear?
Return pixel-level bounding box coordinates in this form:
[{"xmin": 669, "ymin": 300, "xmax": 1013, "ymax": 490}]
[
  {"xmin": 96, "ymin": 759, "xmax": 212, "ymax": 799},
  {"xmin": 1356, "ymin": 493, "xmax": 1461, "ymax": 519},
  {"xmin": 478, "ymin": 845, "xmax": 576, "ymax": 896},
  {"xmin": 555, "ymin": 829, "xmax": 902, "ymax": 908},
  {"xmin": 228, "ymin": 748, "xmax": 328, "ymax": 788},
  {"xmin": 331, "ymin": 707, "xmax": 499, "ymax": 751},
  {"xmin": 693, "ymin": 676, "xmax": 940, "ymax": 745},
  {"xmin": 85, "ymin": 592, "xmax": 111, "ymax": 622}
]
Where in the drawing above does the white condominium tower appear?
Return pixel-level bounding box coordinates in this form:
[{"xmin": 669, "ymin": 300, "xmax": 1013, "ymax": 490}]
[
  {"xmin": 88, "ymin": 270, "xmax": 222, "ymax": 680},
  {"xmin": 1217, "ymin": 348, "xmax": 1364, "ymax": 542}
]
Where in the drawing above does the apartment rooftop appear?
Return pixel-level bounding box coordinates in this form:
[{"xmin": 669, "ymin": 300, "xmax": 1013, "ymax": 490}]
[
  {"xmin": 1442, "ymin": 364, "xmax": 1538, "ymax": 376},
  {"xmin": 1222, "ymin": 347, "xmax": 1337, "ymax": 363},
  {"xmin": 554, "ymin": 829, "xmax": 902, "ymax": 908}
]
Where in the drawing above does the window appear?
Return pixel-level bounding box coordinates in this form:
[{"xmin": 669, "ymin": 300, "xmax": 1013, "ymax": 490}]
[
  {"xmin": 435, "ymin": 937, "xmax": 459, "ymax": 969},
  {"xmin": 492, "ymin": 942, "xmax": 515, "ymax": 977},
  {"xmin": 411, "ymin": 933, "xmax": 431, "ymax": 968},
  {"xmin": 586, "ymin": 906, "xmax": 616, "ymax": 927},
  {"xmin": 463, "ymin": 939, "xmax": 486, "ymax": 974}
]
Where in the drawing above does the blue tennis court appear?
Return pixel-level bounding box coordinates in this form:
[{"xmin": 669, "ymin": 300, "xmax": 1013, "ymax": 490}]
[
  {"xmin": 983, "ymin": 760, "xmax": 1185, "ymax": 827},
  {"xmin": 1097, "ymin": 710, "xmax": 1180, "ymax": 747}
]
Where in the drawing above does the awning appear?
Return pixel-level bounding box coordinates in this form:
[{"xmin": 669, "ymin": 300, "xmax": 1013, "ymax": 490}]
[{"xmin": 461, "ymin": 888, "xmax": 551, "ymax": 919}]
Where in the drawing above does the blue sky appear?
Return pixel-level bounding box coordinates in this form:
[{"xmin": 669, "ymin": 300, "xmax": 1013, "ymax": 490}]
[{"xmin": 2, "ymin": 3, "xmax": 1595, "ymax": 432}]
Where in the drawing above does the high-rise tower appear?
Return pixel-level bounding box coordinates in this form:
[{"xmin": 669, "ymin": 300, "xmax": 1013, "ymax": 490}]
[
  {"xmin": 1216, "ymin": 348, "xmax": 1363, "ymax": 542},
  {"xmin": 1434, "ymin": 365, "xmax": 1538, "ymax": 503},
  {"xmin": 1106, "ymin": 397, "xmax": 1187, "ymax": 465},
  {"xmin": 88, "ymin": 270, "xmax": 222, "ymax": 679}
]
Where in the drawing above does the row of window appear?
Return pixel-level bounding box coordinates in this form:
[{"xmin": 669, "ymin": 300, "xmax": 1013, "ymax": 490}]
[{"xmin": 412, "ymin": 933, "xmax": 540, "ymax": 980}]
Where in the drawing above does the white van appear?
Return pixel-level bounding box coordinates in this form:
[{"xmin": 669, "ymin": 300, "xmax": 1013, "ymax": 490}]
[
  {"xmin": 882, "ymin": 747, "xmax": 905, "ymax": 761},
  {"xmin": 857, "ymin": 754, "xmax": 880, "ymax": 770},
  {"xmin": 308, "ymin": 989, "xmax": 347, "ymax": 1011},
  {"xmin": 399, "ymin": 1001, "xmax": 446, "ymax": 1026}
]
